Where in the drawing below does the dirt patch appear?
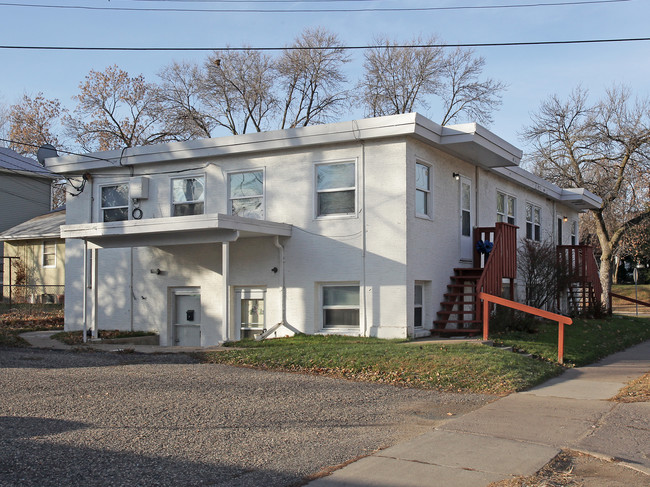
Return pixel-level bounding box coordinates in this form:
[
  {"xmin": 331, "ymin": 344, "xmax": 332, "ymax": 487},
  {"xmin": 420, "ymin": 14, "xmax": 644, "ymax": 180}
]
[
  {"xmin": 610, "ymin": 372, "xmax": 650, "ymax": 403},
  {"xmin": 488, "ymin": 450, "xmax": 649, "ymax": 487}
]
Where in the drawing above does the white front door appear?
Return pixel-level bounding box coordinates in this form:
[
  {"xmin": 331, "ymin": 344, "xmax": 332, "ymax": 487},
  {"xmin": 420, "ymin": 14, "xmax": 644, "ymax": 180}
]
[
  {"xmin": 172, "ymin": 289, "xmax": 201, "ymax": 346},
  {"xmin": 460, "ymin": 176, "xmax": 473, "ymax": 261}
]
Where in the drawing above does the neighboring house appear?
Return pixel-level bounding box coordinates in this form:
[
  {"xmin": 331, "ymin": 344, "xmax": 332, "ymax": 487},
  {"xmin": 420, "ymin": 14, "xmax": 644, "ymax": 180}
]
[
  {"xmin": 0, "ymin": 208, "xmax": 66, "ymax": 304},
  {"xmin": 0, "ymin": 147, "xmax": 56, "ymax": 299},
  {"xmin": 44, "ymin": 113, "xmax": 601, "ymax": 346}
]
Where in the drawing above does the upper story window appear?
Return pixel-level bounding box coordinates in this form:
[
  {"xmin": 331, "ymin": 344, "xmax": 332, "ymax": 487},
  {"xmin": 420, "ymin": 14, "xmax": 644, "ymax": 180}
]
[
  {"xmin": 101, "ymin": 183, "xmax": 129, "ymax": 222},
  {"xmin": 316, "ymin": 161, "xmax": 356, "ymax": 217},
  {"xmin": 415, "ymin": 162, "xmax": 431, "ymax": 217},
  {"xmin": 172, "ymin": 176, "xmax": 205, "ymax": 216},
  {"xmin": 497, "ymin": 191, "xmax": 516, "ymax": 225},
  {"xmin": 228, "ymin": 170, "xmax": 264, "ymax": 219},
  {"xmin": 42, "ymin": 240, "xmax": 56, "ymax": 267},
  {"xmin": 525, "ymin": 203, "xmax": 541, "ymax": 241}
]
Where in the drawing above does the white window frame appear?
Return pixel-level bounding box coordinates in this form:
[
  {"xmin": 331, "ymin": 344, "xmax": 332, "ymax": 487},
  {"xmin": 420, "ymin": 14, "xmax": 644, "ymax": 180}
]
[
  {"xmin": 99, "ymin": 182, "xmax": 130, "ymax": 222},
  {"xmin": 314, "ymin": 160, "xmax": 357, "ymax": 219},
  {"xmin": 227, "ymin": 168, "xmax": 265, "ymax": 219},
  {"xmin": 497, "ymin": 191, "xmax": 516, "ymax": 225},
  {"xmin": 525, "ymin": 202, "xmax": 541, "ymax": 241},
  {"xmin": 320, "ymin": 282, "xmax": 360, "ymax": 331},
  {"xmin": 171, "ymin": 175, "xmax": 206, "ymax": 217},
  {"xmin": 415, "ymin": 161, "xmax": 432, "ymax": 218},
  {"xmin": 42, "ymin": 240, "xmax": 56, "ymax": 268}
]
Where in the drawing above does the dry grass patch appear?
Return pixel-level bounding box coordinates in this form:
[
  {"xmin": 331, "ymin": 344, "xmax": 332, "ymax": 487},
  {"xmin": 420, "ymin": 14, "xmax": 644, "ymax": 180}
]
[{"xmin": 611, "ymin": 372, "xmax": 650, "ymax": 403}]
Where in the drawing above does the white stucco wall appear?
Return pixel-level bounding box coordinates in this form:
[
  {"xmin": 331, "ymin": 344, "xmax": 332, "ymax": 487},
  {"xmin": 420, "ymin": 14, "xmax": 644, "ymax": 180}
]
[{"xmin": 60, "ymin": 121, "xmax": 588, "ymax": 345}]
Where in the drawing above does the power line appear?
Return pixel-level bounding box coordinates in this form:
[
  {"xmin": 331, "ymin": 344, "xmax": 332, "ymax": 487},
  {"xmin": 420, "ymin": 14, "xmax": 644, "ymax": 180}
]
[
  {"xmin": 0, "ymin": 0, "xmax": 632, "ymax": 14},
  {"xmin": 1, "ymin": 36, "xmax": 650, "ymax": 52}
]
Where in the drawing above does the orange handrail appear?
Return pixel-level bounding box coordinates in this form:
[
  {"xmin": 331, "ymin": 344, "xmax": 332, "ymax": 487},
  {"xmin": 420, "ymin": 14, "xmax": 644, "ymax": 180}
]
[{"xmin": 479, "ymin": 292, "xmax": 573, "ymax": 364}]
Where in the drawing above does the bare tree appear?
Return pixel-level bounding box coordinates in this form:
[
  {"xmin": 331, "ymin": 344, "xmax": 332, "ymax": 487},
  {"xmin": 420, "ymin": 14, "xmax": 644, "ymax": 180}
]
[
  {"xmin": 201, "ymin": 49, "xmax": 276, "ymax": 135},
  {"xmin": 157, "ymin": 60, "xmax": 216, "ymax": 139},
  {"xmin": 9, "ymin": 93, "xmax": 66, "ymax": 156},
  {"xmin": 0, "ymin": 99, "xmax": 10, "ymax": 147},
  {"xmin": 359, "ymin": 35, "xmax": 445, "ymax": 117},
  {"xmin": 439, "ymin": 48, "xmax": 505, "ymax": 126},
  {"xmin": 65, "ymin": 65, "xmax": 169, "ymax": 151},
  {"xmin": 524, "ymin": 86, "xmax": 650, "ymax": 311},
  {"xmin": 277, "ymin": 27, "xmax": 351, "ymax": 129}
]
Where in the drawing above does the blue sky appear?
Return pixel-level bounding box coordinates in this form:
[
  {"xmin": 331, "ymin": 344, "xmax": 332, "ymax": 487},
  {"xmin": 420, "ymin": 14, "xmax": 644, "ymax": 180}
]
[{"xmin": 1, "ymin": 0, "xmax": 649, "ymax": 151}]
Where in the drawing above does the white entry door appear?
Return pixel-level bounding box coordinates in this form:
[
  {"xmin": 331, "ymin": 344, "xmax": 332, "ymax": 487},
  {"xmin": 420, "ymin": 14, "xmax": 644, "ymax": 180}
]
[
  {"xmin": 459, "ymin": 176, "xmax": 474, "ymax": 261},
  {"xmin": 236, "ymin": 288, "xmax": 266, "ymax": 340},
  {"xmin": 172, "ymin": 289, "xmax": 201, "ymax": 346}
]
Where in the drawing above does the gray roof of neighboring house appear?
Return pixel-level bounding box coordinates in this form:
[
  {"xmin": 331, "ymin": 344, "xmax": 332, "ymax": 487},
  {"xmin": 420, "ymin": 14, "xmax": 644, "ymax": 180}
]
[
  {"xmin": 0, "ymin": 147, "xmax": 56, "ymax": 178},
  {"xmin": 0, "ymin": 207, "xmax": 65, "ymax": 241}
]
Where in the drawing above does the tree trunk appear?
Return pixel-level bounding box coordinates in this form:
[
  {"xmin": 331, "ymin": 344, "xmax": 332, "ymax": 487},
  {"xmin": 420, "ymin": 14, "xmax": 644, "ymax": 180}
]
[{"xmin": 599, "ymin": 256, "xmax": 613, "ymax": 314}]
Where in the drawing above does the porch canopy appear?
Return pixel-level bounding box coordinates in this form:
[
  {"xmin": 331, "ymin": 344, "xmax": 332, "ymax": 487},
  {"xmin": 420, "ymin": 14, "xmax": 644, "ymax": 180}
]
[{"xmin": 60, "ymin": 213, "xmax": 292, "ymax": 248}]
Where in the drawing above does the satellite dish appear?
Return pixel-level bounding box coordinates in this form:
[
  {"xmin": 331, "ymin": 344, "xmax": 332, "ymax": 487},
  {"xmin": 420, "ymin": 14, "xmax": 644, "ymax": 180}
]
[{"xmin": 37, "ymin": 144, "xmax": 58, "ymax": 166}]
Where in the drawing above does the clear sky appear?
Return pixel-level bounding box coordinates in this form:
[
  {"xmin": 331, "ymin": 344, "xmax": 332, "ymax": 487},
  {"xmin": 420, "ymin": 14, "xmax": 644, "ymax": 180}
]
[{"xmin": 1, "ymin": 0, "xmax": 649, "ymax": 152}]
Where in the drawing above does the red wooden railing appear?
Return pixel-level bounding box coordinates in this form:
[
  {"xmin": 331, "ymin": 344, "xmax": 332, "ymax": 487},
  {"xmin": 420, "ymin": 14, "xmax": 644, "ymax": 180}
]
[
  {"xmin": 557, "ymin": 245, "xmax": 602, "ymax": 309},
  {"xmin": 475, "ymin": 222, "xmax": 518, "ymax": 298},
  {"xmin": 479, "ymin": 292, "xmax": 573, "ymax": 364}
]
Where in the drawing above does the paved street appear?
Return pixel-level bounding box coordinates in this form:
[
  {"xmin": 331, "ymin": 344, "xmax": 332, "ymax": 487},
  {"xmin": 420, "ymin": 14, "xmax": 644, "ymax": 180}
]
[{"xmin": 0, "ymin": 347, "xmax": 493, "ymax": 487}]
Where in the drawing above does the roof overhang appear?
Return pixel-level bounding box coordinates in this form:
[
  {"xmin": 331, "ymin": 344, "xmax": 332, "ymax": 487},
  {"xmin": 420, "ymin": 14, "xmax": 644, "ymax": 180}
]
[
  {"xmin": 44, "ymin": 113, "xmax": 521, "ymax": 174},
  {"xmin": 61, "ymin": 213, "xmax": 292, "ymax": 249},
  {"xmin": 493, "ymin": 166, "xmax": 602, "ymax": 211}
]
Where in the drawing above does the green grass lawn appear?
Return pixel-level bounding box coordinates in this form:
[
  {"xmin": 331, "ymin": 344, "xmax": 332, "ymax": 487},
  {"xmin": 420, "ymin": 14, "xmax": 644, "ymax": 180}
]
[
  {"xmin": 196, "ymin": 335, "xmax": 563, "ymax": 395},
  {"xmin": 494, "ymin": 315, "xmax": 650, "ymax": 367}
]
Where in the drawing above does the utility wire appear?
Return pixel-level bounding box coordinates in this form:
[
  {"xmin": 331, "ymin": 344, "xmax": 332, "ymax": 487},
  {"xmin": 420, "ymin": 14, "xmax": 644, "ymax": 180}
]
[
  {"xmin": 2, "ymin": 36, "xmax": 650, "ymax": 51},
  {"xmin": 0, "ymin": 0, "xmax": 632, "ymax": 14}
]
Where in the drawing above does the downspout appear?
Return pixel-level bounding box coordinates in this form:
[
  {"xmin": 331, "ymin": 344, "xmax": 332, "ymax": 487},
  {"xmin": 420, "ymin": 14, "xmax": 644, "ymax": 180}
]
[
  {"xmin": 360, "ymin": 141, "xmax": 368, "ymax": 337},
  {"xmin": 273, "ymin": 236, "xmax": 286, "ymax": 326},
  {"xmin": 82, "ymin": 239, "xmax": 87, "ymax": 343}
]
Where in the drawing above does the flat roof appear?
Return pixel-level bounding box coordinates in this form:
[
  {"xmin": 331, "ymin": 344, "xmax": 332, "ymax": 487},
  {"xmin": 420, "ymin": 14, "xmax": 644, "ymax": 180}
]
[{"xmin": 44, "ymin": 113, "xmax": 522, "ymax": 174}]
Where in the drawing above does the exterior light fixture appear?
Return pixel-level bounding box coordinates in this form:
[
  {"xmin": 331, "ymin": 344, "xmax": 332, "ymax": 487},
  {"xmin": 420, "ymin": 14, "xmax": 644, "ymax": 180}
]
[
  {"xmin": 563, "ymin": 216, "xmax": 568, "ymax": 222},
  {"xmin": 452, "ymin": 172, "xmax": 460, "ymax": 180}
]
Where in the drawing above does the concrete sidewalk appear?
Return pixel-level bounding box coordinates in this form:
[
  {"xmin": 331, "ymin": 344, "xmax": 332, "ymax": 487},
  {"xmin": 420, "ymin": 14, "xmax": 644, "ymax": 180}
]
[{"xmin": 307, "ymin": 340, "xmax": 650, "ymax": 487}]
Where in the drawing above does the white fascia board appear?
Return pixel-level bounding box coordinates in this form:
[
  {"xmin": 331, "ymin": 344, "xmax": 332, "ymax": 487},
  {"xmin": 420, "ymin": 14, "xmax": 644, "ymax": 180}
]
[
  {"xmin": 44, "ymin": 114, "xmax": 423, "ymax": 175},
  {"xmin": 0, "ymin": 233, "xmax": 61, "ymax": 242},
  {"xmin": 61, "ymin": 213, "xmax": 292, "ymax": 243},
  {"xmin": 438, "ymin": 123, "xmax": 522, "ymax": 168},
  {"xmin": 492, "ymin": 166, "xmax": 603, "ymax": 211}
]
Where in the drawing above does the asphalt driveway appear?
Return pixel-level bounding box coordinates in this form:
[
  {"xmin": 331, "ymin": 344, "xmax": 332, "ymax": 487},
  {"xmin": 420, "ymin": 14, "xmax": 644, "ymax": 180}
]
[{"xmin": 0, "ymin": 347, "xmax": 494, "ymax": 487}]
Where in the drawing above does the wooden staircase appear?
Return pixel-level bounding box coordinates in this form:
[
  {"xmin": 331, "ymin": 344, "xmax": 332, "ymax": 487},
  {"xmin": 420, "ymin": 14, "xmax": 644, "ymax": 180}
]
[
  {"xmin": 432, "ymin": 223, "xmax": 518, "ymax": 336},
  {"xmin": 433, "ymin": 267, "xmax": 483, "ymax": 335},
  {"xmin": 557, "ymin": 245, "xmax": 602, "ymax": 315}
]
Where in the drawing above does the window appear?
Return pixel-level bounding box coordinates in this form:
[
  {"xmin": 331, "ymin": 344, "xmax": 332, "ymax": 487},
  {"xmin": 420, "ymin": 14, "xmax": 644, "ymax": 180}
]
[
  {"xmin": 525, "ymin": 203, "xmax": 541, "ymax": 241},
  {"xmin": 415, "ymin": 162, "xmax": 431, "ymax": 217},
  {"xmin": 316, "ymin": 162, "xmax": 356, "ymax": 217},
  {"xmin": 414, "ymin": 284, "xmax": 423, "ymax": 328},
  {"xmin": 571, "ymin": 221, "xmax": 577, "ymax": 245},
  {"xmin": 497, "ymin": 192, "xmax": 516, "ymax": 224},
  {"xmin": 172, "ymin": 176, "xmax": 205, "ymax": 216},
  {"xmin": 229, "ymin": 170, "xmax": 264, "ymax": 219},
  {"xmin": 322, "ymin": 285, "xmax": 359, "ymax": 328},
  {"xmin": 42, "ymin": 241, "xmax": 56, "ymax": 267},
  {"xmin": 101, "ymin": 183, "xmax": 129, "ymax": 222}
]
